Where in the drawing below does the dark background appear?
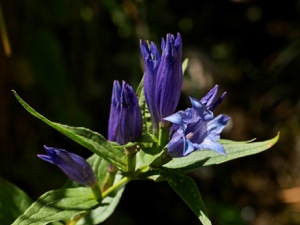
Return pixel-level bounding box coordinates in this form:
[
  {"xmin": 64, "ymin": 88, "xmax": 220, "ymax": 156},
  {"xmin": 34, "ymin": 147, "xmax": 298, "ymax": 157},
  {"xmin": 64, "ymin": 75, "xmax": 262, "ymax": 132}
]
[{"xmin": 1, "ymin": 0, "xmax": 300, "ymax": 224}]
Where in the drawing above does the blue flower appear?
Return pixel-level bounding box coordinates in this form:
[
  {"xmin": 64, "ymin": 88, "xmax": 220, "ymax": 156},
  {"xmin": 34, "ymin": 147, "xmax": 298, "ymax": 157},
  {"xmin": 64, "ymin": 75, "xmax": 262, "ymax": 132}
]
[
  {"xmin": 38, "ymin": 145, "xmax": 97, "ymax": 187},
  {"xmin": 140, "ymin": 33, "xmax": 183, "ymax": 131},
  {"xmin": 108, "ymin": 80, "xmax": 142, "ymax": 145},
  {"xmin": 164, "ymin": 86, "xmax": 230, "ymax": 158}
]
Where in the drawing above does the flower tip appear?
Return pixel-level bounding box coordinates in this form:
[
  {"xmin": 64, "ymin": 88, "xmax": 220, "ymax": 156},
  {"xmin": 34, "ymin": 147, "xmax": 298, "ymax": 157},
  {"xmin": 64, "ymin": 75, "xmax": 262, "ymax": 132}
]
[
  {"xmin": 37, "ymin": 153, "xmax": 54, "ymax": 164},
  {"xmin": 175, "ymin": 32, "xmax": 182, "ymax": 41},
  {"xmin": 42, "ymin": 145, "xmax": 57, "ymax": 156},
  {"xmin": 223, "ymin": 114, "xmax": 231, "ymax": 123},
  {"xmin": 219, "ymin": 150, "xmax": 226, "ymax": 156},
  {"xmin": 221, "ymin": 91, "xmax": 227, "ymax": 99}
]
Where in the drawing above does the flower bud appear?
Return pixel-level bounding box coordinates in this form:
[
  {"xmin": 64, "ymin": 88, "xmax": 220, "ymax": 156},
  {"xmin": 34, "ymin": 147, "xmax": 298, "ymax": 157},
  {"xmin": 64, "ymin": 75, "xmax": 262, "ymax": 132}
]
[
  {"xmin": 140, "ymin": 33, "xmax": 183, "ymax": 131},
  {"xmin": 38, "ymin": 145, "xmax": 97, "ymax": 187},
  {"xmin": 108, "ymin": 80, "xmax": 142, "ymax": 145}
]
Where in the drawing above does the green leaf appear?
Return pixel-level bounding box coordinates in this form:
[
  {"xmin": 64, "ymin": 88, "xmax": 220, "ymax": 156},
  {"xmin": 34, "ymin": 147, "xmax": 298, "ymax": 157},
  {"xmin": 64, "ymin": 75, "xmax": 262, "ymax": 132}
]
[
  {"xmin": 12, "ymin": 187, "xmax": 98, "ymax": 225},
  {"xmin": 77, "ymin": 173, "xmax": 125, "ymax": 225},
  {"xmin": 164, "ymin": 133, "xmax": 279, "ymax": 172},
  {"xmin": 136, "ymin": 147, "xmax": 162, "ymax": 168},
  {"xmin": 87, "ymin": 154, "xmax": 110, "ymax": 188},
  {"xmin": 136, "ymin": 75, "xmax": 153, "ymax": 134},
  {"xmin": 0, "ymin": 177, "xmax": 32, "ymax": 225},
  {"xmin": 63, "ymin": 154, "xmax": 127, "ymax": 224},
  {"xmin": 165, "ymin": 170, "xmax": 211, "ymax": 225},
  {"xmin": 182, "ymin": 58, "xmax": 189, "ymax": 74},
  {"xmin": 77, "ymin": 155, "xmax": 126, "ymax": 224},
  {"xmin": 12, "ymin": 91, "xmax": 127, "ymax": 171},
  {"xmin": 135, "ymin": 134, "xmax": 161, "ymax": 168}
]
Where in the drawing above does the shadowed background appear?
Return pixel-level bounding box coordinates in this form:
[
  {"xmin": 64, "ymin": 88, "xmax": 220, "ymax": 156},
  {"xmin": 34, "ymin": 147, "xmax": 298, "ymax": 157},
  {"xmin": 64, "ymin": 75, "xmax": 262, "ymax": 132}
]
[{"xmin": 1, "ymin": 0, "xmax": 300, "ymax": 224}]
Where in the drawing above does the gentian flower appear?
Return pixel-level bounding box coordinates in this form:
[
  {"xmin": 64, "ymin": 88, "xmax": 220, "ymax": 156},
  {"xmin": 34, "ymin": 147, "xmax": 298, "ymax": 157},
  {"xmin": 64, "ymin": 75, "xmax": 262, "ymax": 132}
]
[
  {"xmin": 38, "ymin": 145, "xmax": 97, "ymax": 187},
  {"xmin": 140, "ymin": 33, "xmax": 183, "ymax": 131},
  {"xmin": 164, "ymin": 86, "xmax": 230, "ymax": 158},
  {"xmin": 108, "ymin": 80, "xmax": 142, "ymax": 145}
]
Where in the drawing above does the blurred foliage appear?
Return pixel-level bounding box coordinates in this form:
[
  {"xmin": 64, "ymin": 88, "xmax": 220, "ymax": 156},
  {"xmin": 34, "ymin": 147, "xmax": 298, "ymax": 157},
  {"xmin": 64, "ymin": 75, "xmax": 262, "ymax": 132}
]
[{"xmin": 1, "ymin": 0, "xmax": 300, "ymax": 224}]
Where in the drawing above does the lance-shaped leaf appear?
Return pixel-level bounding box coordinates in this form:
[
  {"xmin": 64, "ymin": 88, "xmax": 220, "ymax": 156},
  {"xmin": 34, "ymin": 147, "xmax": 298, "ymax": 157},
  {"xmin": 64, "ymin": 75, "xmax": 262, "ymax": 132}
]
[
  {"xmin": 12, "ymin": 187, "xmax": 98, "ymax": 225},
  {"xmin": 63, "ymin": 154, "xmax": 127, "ymax": 224},
  {"xmin": 13, "ymin": 91, "xmax": 127, "ymax": 171},
  {"xmin": 76, "ymin": 172, "xmax": 125, "ymax": 224},
  {"xmin": 0, "ymin": 177, "xmax": 32, "ymax": 225},
  {"xmin": 165, "ymin": 169, "xmax": 212, "ymax": 225},
  {"xmin": 164, "ymin": 133, "xmax": 279, "ymax": 172}
]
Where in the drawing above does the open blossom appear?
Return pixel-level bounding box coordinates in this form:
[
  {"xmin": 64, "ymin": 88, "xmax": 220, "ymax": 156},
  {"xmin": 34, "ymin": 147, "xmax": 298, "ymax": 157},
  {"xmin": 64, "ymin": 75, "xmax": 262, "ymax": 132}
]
[
  {"xmin": 140, "ymin": 33, "xmax": 183, "ymax": 131},
  {"xmin": 108, "ymin": 80, "xmax": 142, "ymax": 145},
  {"xmin": 164, "ymin": 85, "xmax": 230, "ymax": 158},
  {"xmin": 38, "ymin": 145, "xmax": 97, "ymax": 187}
]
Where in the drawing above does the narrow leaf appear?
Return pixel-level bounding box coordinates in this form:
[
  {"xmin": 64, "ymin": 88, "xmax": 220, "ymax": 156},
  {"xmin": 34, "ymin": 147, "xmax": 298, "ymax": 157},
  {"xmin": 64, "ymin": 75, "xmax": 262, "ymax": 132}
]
[
  {"xmin": 63, "ymin": 154, "xmax": 127, "ymax": 224},
  {"xmin": 0, "ymin": 177, "xmax": 32, "ymax": 225},
  {"xmin": 12, "ymin": 91, "xmax": 127, "ymax": 171},
  {"xmin": 77, "ymin": 173, "xmax": 125, "ymax": 225},
  {"xmin": 165, "ymin": 133, "xmax": 279, "ymax": 171},
  {"xmin": 165, "ymin": 170, "xmax": 211, "ymax": 225},
  {"xmin": 12, "ymin": 188, "xmax": 98, "ymax": 225}
]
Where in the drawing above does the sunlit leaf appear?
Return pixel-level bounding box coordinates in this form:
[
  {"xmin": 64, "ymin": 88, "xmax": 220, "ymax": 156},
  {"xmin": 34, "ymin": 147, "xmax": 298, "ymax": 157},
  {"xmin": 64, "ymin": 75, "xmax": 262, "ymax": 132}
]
[
  {"xmin": 165, "ymin": 170, "xmax": 211, "ymax": 225},
  {"xmin": 77, "ymin": 173, "xmax": 125, "ymax": 225},
  {"xmin": 12, "ymin": 188, "xmax": 98, "ymax": 225},
  {"xmin": 164, "ymin": 133, "xmax": 279, "ymax": 172},
  {"xmin": 13, "ymin": 91, "xmax": 127, "ymax": 171}
]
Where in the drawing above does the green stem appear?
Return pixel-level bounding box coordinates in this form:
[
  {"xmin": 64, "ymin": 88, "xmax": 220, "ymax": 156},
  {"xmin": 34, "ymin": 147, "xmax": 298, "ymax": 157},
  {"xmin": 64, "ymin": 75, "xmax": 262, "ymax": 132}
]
[
  {"xmin": 126, "ymin": 153, "xmax": 136, "ymax": 173},
  {"xmin": 91, "ymin": 185, "xmax": 102, "ymax": 202},
  {"xmin": 102, "ymin": 164, "xmax": 118, "ymax": 192},
  {"xmin": 102, "ymin": 176, "xmax": 131, "ymax": 198},
  {"xmin": 158, "ymin": 125, "xmax": 169, "ymax": 148},
  {"xmin": 125, "ymin": 145, "xmax": 139, "ymax": 173}
]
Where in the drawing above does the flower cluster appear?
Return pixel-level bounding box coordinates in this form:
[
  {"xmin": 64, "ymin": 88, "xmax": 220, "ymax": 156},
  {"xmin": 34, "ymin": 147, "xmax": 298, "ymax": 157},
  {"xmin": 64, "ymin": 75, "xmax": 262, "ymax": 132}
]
[
  {"xmin": 38, "ymin": 32, "xmax": 230, "ymax": 186},
  {"xmin": 140, "ymin": 34, "xmax": 230, "ymax": 158}
]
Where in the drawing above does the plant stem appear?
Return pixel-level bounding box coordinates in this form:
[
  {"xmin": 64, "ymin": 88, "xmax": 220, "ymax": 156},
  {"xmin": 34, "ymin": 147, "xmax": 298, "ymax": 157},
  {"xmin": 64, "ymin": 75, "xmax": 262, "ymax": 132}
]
[
  {"xmin": 126, "ymin": 153, "xmax": 136, "ymax": 173},
  {"xmin": 67, "ymin": 176, "xmax": 131, "ymax": 225},
  {"xmin": 102, "ymin": 164, "xmax": 118, "ymax": 192},
  {"xmin": 158, "ymin": 125, "xmax": 169, "ymax": 148},
  {"xmin": 102, "ymin": 176, "xmax": 131, "ymax": 198},
  {"xmin": 91, "ymin": 184, "xmax": 102, "ymax": 202}
]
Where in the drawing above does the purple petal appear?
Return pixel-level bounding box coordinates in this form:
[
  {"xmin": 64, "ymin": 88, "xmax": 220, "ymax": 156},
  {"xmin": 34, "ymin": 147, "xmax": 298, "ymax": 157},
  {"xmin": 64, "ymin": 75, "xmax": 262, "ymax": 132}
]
[
  {"xmin": 200, "ymin": 85, "xmax": 218, "ymax": 106},
  {"xmin": 140, "ymin": 33, "xmax": 183, "ymax": 131},
  {"xmin": 183, "ymin": 139, "xmax": 195, "ymax": 156},
  {"xmin": 189, "ymin": 97, "xmax": 213, "ymax": 121},
  {"xmin": 200, "ymin": 85, "xmax": 226, "ymax": 111},
  {"xmin": 196, "ymin": 138, "xmax": 226, "ymax": 155},
  {"xmin": 108, "ymin": 80, "xmax": 142, "ymax": 145},
  {"xmin": 167, "ymin": 132, "xmax": 185, "ymax": 157},
  {"xmin": 38, "ymin": 145, "xmax": 97, "ymax": 187},
  {"xmin": 207, "ymin": 114, "xmax": 230, "ymax": 136},
  {"xmin": 164, "ymin": 112, "xmax": 184, "ymax": 125}
]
